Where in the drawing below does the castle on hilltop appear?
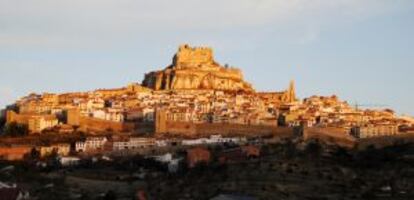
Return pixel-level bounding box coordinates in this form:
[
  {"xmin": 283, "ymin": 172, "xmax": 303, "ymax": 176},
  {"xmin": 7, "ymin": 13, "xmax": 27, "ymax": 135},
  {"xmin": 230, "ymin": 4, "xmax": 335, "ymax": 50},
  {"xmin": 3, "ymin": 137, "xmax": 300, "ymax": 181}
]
[
  {"xmin": 1, "ymin": 44, "xmax": 410, "ymax": 139},
  {"xmin": 142, "ymin": 44, "xmax": 254, "ymax": 92}
]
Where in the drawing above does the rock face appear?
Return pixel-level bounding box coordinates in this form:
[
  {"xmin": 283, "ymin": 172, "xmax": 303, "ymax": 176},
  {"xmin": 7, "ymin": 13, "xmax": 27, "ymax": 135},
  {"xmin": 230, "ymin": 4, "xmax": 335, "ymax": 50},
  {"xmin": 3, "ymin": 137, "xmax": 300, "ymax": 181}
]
[{"xmin": 142, "ymin": 44, "xmax": 254, "ymax": 92}]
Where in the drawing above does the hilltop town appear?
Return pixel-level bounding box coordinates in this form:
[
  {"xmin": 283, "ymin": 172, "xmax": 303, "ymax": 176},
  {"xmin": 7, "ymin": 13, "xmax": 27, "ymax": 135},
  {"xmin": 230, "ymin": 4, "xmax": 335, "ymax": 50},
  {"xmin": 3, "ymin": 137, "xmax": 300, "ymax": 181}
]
[
  {"xmin": 1, "ymin": 44, "xmax": 412, "ymax": 138},
  {"xmin": 1, "ymin": 44, "xmax": 414, "ymax": 199},
  {"xmin": 0, "ymin": 43, "xmax": 412, "ymax": 165}
]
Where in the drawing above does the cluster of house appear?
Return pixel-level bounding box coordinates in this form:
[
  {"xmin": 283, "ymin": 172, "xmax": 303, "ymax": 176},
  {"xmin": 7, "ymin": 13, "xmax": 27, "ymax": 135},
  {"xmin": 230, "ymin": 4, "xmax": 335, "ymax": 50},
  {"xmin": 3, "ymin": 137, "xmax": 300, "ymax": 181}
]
[
  {"xmin": 137, "ymin": 90, "xmax": 279, "ymax": 125},
  {"xmin": 4, "ymin": 81, "xmax": 297, "ymax": 133},
  {"xmin": 181, "ymin": 134, "xmax": 246, "ymax": 146},
  {"xmin": 3, "ymin": 80, "xmax": 413, "ymax": 139},
  {"xmin": 142, "ymin": 144, "xmax": 261, "ymax": 173},
  {"xmin": 278, "ymin": 95, "xmax": 412, "ymax": 138},
  {"xmin": 0, "ymin": 134, "xmax": 246, "ymax": 163},
  {"xmin": 75, "ymin": 134, "xmax": 246, "ymax": 153}
]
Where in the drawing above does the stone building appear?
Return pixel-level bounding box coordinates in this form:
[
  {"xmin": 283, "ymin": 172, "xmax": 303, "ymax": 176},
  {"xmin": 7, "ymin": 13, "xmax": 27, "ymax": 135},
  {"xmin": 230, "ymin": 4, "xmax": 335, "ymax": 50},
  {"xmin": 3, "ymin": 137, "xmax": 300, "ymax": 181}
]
[
  {"xmin": 38, "ymin": 143, "xmax": 71, "ymax": 157},
  {"xmin": 187, "ymin": 147, "xmax": 211, "ymax": 168},
  {"xmin": 67, "ymin": 109, "xmax": 80, "ymax": 126},
  {"xmin": 155, "ymin": 108, "xmax": 167, "ymax": 134},
  {"xmin": 351, "ymin": 124, "xmax": 399, "ymax": 138},
  {"xmin": 75, "ymin": 137, "xmax": 108, "ymax": 152},
  {"xmin": 258, "ymin": 80, "xmax": 298, "ymax": 107},
  {"xmin": 113, "ymin": 137, "xmax": 156, "ymax": 151},
  {"xmin": 28, "ymin": 115, "xmax": 58, "ymax": 133},
  {"xmin": 6, "ymin": 110, "xmax": 58, "ymax": 133}
]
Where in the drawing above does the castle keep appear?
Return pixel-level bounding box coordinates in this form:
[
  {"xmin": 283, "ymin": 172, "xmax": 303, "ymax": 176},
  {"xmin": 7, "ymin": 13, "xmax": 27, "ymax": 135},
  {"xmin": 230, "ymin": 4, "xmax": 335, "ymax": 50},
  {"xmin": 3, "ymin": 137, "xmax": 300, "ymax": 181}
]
[{"xmin": 142, "ymin": 44, "xmax": 254, "ymax": 92}]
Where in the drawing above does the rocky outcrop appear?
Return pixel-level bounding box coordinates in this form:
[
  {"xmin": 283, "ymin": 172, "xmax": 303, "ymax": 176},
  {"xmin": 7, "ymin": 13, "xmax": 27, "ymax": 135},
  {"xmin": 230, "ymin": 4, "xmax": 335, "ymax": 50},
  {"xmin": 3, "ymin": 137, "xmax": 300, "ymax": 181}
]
[{"xmin": 142, "ymin": 44, "xmax": 254, "ymax": 92}]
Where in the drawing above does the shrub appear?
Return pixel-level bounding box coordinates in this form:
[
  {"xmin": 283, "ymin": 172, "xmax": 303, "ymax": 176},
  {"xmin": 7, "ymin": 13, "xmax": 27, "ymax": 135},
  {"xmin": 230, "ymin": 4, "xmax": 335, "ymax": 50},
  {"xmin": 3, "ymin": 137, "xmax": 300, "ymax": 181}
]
[{"xmin": 2, "ymin": 122, "xmax": 29, "ymax": 136}]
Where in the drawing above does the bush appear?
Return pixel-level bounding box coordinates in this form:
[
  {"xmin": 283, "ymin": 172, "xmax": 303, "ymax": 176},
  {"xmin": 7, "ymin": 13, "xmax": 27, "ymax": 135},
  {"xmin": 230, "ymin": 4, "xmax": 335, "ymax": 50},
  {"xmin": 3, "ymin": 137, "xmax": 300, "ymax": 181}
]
[
  {"xmin": 104, "ymin": 190, "xmax": 117, "ymax": 200},
  {"xmin": 304, "ymin": 140, "xmax": 322, "ymax": 159},
  {"xmin": 0, "ymin": 117, "xmax": 5, "ymax": 131},
  {"xmin": 332, "ymin": 146, "xmax": 352, "ymax": 163},
  {"xmin": 2, "ymin": 122, "xmax": 29, "ymax": 136}
]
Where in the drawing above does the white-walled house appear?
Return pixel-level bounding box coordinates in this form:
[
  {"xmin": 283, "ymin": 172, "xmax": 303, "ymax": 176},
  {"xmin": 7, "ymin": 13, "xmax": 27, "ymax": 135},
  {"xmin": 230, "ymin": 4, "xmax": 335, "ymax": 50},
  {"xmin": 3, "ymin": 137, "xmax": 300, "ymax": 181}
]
[
  {"xmin": 113, "ymin": 137, "xmax": 156, "ymax": 151},
  {"xmin": 60, "ymin": 156, "xmax": 81, "ymax": 167},
  {"xmin": 76, "ymin": 137, "xmax": 108, "ymax": 152},
  {"xmin": 181, "ymin": 135, "xmax": 246, "ymax": 146},
  {"xmin": 92, "ymin": 109, "xmax": 125, "ymax": 122},
  {"xmin": 143, "ymin": 108, "xmax": 155, "ymax": 122}
]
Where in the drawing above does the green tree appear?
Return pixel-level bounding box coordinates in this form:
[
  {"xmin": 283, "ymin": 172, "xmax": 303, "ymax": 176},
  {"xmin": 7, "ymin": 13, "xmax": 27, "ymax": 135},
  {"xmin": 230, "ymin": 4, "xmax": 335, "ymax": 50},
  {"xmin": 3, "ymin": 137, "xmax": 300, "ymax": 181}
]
[
  {"xmin": 23, "ymin": 148, "xmax": 41, "ymax": 167},
  {"xmin": 332, "ymin": 146, "xmax": 352, "ymax": 165},
  {"xmin": 3, "ymin": 122, "xmax": 29, "ymax": 136},
  {"xmin": 304, "ymin": 140, "xmax": 322, "ymax": 159},
  {"xmin": 45, "ymin": 148, "xmax": 61, "ymax": 169},
  {"xmin": 29, "ymin": 148, "xmax": 41, "ymax": 160},
  {"xmin": 281, "ymin": 139, "xmax": 298, "ymax": 159},
  {"xmin": 104, "ymin": 190, "xmax": 117, "ymax": 200},
  {"xmin": 0, "ymin": 117, "xmax": 5, "ymax": 132}
]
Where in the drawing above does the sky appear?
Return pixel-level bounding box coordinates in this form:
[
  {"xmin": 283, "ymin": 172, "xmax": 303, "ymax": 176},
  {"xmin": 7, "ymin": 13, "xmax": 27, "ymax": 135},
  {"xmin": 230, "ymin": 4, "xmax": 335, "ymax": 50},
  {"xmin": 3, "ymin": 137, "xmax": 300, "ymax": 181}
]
[{"xmin": 0, "ymin": 0, "xmax": 413, "ymax": 116}]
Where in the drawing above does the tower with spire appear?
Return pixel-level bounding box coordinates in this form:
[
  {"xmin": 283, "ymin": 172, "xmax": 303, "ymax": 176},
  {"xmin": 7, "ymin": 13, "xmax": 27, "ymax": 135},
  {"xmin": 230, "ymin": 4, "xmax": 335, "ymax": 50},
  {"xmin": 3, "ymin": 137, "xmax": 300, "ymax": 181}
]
[{"xmin": 288, "ymin": 80, "xmax": 297, "ymax": 102}]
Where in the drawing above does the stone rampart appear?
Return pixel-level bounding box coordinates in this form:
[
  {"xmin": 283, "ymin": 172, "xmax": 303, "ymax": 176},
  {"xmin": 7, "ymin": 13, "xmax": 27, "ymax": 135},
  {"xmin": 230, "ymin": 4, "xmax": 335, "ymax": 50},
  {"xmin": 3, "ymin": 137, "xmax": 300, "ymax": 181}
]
[
  {"xmin": 161, "ymin": 121, "xmax": 293, "ymax": 138},
  {"xmin": 304, "ymin": 127, "xmax": 356, "ymax": 148},
  {"xmin": 78, "ymin": 116, "xmax": 135, "ymax": 133}
]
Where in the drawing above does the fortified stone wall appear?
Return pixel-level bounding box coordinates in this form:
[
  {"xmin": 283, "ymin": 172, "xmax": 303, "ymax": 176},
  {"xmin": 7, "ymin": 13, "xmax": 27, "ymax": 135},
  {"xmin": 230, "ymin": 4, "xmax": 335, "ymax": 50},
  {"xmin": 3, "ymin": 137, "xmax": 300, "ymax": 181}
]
[
  {"xmin": 78, "ymin": 116, "xmax": 135, "ymax": 133},
  {"xmin": 304, "ymin": 127, "xmax": 356, "ymax": 148},
  {"xmin": 174, "ymin": 44, "xmax": 214, "ymax": 68},
  {"xmin": 6, "ymin": 110, "xmax": 32, "ymax": 124},
  {"xmin": 94, "ymin": 83, "xmax": 151, "ymax": 98},
  {"xmin": 67, "ymin": 109, "xmax": 80, "ymax": 126},
  {"xmin": 161, "ymin": 121, "xmax": 293, "ymax": 138},
  {"xmin": 68, "ymin": 109, "xmax": 136, "ymax": 132}
]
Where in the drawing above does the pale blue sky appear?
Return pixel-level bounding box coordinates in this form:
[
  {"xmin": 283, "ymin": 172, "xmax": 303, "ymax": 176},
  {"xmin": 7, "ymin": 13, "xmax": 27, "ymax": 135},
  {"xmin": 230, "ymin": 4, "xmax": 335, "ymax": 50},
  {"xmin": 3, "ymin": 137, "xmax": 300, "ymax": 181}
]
[{"xmin": 0, "ymin": 0, "xmax": 413, "ymax": 115}]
